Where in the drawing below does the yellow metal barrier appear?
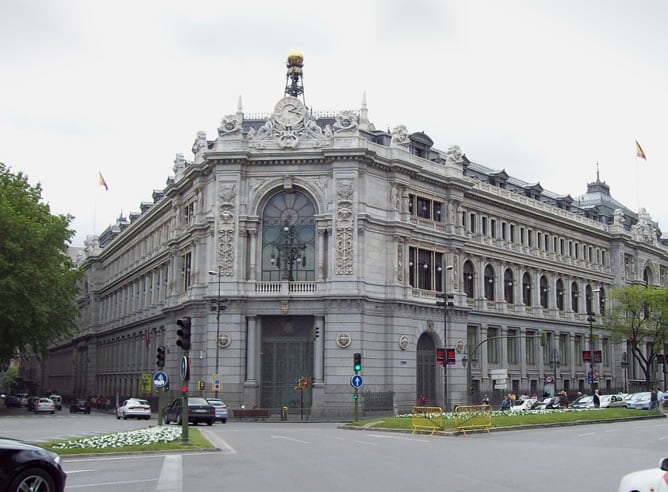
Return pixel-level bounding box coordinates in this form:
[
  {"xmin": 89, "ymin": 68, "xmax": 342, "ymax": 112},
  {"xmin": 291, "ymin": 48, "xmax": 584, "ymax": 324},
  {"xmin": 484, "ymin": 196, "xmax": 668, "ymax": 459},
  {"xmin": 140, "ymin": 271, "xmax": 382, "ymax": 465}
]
[
  {"xmin": 411, "ymin": 406, "xmax": 443, "ymax": 435},
  {"xmin": 453, "ymin": 404, "xmax": 492, "ymax": 434}
]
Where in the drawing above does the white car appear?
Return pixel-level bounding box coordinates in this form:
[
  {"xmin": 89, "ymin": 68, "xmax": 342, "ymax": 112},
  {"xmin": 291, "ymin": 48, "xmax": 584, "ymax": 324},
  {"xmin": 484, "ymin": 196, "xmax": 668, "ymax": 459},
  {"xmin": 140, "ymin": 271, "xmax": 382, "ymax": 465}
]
[
  {"xmin": 618, "ymin": 457, "xmax": 668, "ymax": 492},
  {"xmin": 34, "ymin": 397, "xmax": 56, "ymax": 414},
  {"xmin": 116, "ymin": 398, "xmax": 152, "ymax": 420},
  {"xmin": 205, "ymin": 398, "xmax": 228, "ymax": 423},
  {"xmin": 510, "ymin": 398, "xmax": 536, "ymax": 412}
]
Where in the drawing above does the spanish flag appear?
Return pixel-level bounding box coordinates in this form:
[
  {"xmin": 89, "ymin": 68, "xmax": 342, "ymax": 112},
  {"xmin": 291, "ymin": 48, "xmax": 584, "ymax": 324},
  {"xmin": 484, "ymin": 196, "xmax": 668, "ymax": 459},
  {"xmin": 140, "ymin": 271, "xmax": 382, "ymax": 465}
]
[
  {"xmin": 635, "ymin": 140, "xmax": 646, "ymax": 160},
  {"xmin": 98, "ymin": 172, "xmax": 109, "ymax": 191}
]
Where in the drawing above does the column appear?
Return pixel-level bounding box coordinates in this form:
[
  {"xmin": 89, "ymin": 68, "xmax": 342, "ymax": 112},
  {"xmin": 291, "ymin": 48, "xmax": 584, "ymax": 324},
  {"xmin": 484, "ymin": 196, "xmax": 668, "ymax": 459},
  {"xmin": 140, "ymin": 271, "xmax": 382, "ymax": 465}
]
[
  {"xmin": 246, "ymin": 316, "xmax": 257, "ymax": 383},
  {"xmin": 248, "ymin": 230, "xmax": 257, "ymax": 279}
]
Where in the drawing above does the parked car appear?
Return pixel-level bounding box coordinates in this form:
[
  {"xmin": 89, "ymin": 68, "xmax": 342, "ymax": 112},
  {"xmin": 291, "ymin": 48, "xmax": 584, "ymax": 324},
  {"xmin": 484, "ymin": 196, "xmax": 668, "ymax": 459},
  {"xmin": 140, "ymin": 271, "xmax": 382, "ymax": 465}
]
[
  {"xmin": 510, "ymin": 398, "xmax": 536, "ymax": 412},
  {"xmin": 27, "ymin": 397, "xmax": 40, "ymax": 412},
  {"xmin": 570, "ymin": 395, "xmax": 594, "ymax": 409},
  {"xmin": 531, "ymin": 396, "xmax": 561, "ymax": 410},
  {"xmin": 164, "ymin": 397, "xmax": 215, "ymax": 426},
  {"xmin": 49, "ymin": 395, "xmax": 62, "ymax": 411},
  {"xmin": 0, "ymin": 437, "xmax": 67, "ymax": 492},
  {"xmin": 15, "ymin": 393, "xmax": 29, "ymax": 407},
  {"xmin": 4, "ymin": 395, "xmax": 21, "ymax": 408},
  {"xmin": 625, "ymin": 392, "xmax": 652, "ymax": 410},
  {"xmin": 69, "ymin": 399, "xmax": 92, "ymax": 414},
  {"xmin": 205, "ymin": 398, "xmax": 229, "ymax": 423},
  {"xmin": 34, "ymin": 397, "xmax": 56, "ymax": 414},
  {"xmin": 116, "ymin": 398, "xmax": 151, "ymax": 420},
  {"xmin": 618, "ymin": 457, "xmax": 668, "ymax": 492},
  {"xmin": 600, "ymin": 394, "xmax": 626, "ymax": 408}
]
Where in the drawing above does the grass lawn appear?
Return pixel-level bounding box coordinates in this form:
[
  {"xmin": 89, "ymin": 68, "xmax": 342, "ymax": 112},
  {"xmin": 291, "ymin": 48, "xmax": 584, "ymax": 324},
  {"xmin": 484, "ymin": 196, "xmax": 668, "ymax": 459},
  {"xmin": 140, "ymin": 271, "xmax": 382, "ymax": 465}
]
[
  {"xmin": 349, "ymin": 408, "xmax": 658, "ymax": 432},
  {"xmin": 40, "ymin": 425, "xmax": 215, "ymax": 455}
]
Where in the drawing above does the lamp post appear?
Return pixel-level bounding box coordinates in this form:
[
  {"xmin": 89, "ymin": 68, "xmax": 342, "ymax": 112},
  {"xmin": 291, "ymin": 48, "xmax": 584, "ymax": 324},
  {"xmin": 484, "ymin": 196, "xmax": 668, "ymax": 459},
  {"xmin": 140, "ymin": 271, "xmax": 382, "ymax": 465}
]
[
  {"xmin": 270, "ymin": 220, "xmax": 307, "ymax": 281},
  {"xmin": 208, "ymin": 267, "xmax": 225, "ymax": 398},
  {"xmin": 436, "ymin": 265, "xmax": 454, "ymax": 412},
  {"xmin": 587, "ymin": 311, "xmax": 596, "ymax": 395},
  {"xmin": 621, "ymin": 351, "xmax": 628, "ymax": 394}
]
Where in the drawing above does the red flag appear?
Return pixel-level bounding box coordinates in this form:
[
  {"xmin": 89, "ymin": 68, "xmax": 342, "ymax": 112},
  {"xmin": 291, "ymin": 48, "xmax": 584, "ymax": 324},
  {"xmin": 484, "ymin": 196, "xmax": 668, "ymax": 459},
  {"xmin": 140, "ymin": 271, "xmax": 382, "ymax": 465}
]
[{"xmin": 635, "ymin": 140, "xmax": 646, "ymax": 160}]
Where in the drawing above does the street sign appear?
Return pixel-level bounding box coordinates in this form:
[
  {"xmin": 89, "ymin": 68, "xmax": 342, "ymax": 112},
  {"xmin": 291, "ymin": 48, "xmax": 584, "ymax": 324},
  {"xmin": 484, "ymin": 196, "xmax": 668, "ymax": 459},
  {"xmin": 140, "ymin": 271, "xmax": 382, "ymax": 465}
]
[
  {"xmin": 153, "ymin": 371, "xmax": 169, "ymax": 388},
  {"xmin": 350, "ymin": 374, "xmax": 364, "ymax": 388},
  {"xmin": 180, "ymin": 356, "xmax": 189, "ymax": 381},
  {"xmin": 141, "ymin": 373, "xmax": 152, "ymax": 393},
  {"xmin": 212, "ymin": 373, "xmax": 222, "ymax": 391}
]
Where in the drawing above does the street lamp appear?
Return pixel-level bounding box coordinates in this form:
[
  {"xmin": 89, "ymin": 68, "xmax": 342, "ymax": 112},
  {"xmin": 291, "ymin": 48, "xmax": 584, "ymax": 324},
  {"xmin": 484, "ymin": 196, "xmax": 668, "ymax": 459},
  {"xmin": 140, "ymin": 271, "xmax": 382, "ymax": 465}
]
[
  {"xmin": 208, "ymin": 267, "xmax": 226, "ymax": 398},
  {"xmin": 270, "ymin": 220, "xmax": 307, "ymax": 281},
  {"xmin": 621, "ymin": 351, "xmax": 628, "ymax": 394},
  {"xmin": 588, "ymin": 288, "xmax": 601, "ymax": 395},
  {"xmin": 436, "ymin": 265, "xmax": 454, "ymax": 412}
]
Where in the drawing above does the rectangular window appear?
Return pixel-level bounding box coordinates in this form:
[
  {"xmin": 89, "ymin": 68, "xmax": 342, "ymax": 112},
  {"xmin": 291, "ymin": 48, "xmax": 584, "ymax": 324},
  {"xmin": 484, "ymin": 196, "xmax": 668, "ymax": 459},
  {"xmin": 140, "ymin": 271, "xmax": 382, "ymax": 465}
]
[
  {"xmin": 501, "ymin": 222, "xmax": 507, "ymax": 240},
  {"xmin": 183, "ymin": 201, "xmax": 195, "ymax": 225},
  {"xmin": 487, "ymin": 327, "xmax": 499, "ymax": 364},
  {"xmin": 416, "ymin": 197, "xmax": 430, "ymax": 218},
  {"xmin": 520, "ymin": 227, "xmax": 525, "ymax": 245},
  {"xmin": 602, "ymin": 338, "xmax": 610, "ymax": 366},
  {"xmin": 528, "ymin": 230, "xmax": 533, "ymax": 248},
  {"xmin": 491, "ymin": 219, "xmax": 497, "ymax": 238},
  {"xmin": 507, "ymin": 329, "xmax": 518, "ymax": 365},
  {"xmin": 559, "ymin": 334, "xmax": 569, "ymax": 365},
  {"xmin": 510, "ymin": 224, "xmax": 515, "ymax": 243},
  {"xmin": 182, "ymin": 252, "xmax": 192, "ymax": 290},
  {"xmin": 482, "ymin": 216, "xmax": 488, "ymax": 236},
  {"xmin": 543, "ymin": 332, "xmax": 553, "ymax": 365},
  {"xmin": 574, "ymin": 335, "xmax": 582, "ymax": 366},
  {"xmin": 526, "ymin": 330, "xmax": 536, "ymax": 365},
  {"xmin": 469, "ymin": 213, "xmax": 476, "ymax": 233}
]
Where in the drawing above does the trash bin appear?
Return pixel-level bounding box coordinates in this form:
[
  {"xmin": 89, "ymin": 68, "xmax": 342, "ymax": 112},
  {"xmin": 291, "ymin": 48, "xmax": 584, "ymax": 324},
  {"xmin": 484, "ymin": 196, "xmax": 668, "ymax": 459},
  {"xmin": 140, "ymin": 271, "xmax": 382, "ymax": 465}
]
[{"xmin": 281, "ymin": 406, "xmax": 288, "ymax": 421}]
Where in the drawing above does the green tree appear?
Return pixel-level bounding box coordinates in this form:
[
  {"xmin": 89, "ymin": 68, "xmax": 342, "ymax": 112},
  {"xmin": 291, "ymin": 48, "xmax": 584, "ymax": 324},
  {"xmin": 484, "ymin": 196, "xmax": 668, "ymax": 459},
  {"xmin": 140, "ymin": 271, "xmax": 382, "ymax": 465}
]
[
  {"xmin": 2, "ymin": 366, "xmax": 19, "ymax": 392},
  {"xmin": 0, "ymin": 163, "xmax": 82, "ymax": 364},
  {"xmin": 605, "ymin": 285, "xmax": 668, "ymax": 388}
]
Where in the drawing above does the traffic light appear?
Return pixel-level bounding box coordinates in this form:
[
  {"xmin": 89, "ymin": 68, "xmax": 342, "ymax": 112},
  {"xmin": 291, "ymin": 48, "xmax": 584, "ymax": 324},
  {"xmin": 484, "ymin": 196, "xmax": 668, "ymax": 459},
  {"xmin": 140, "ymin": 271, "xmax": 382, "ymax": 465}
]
[
  {"xmin": 176, "ymin": 317, "xmax": 192, "ymax": 351},
  {"xmin": 446, "ymin": 348, "xmax": 456, "ymax": 365},
  {"xmin": 436, "ymin": 348, "xmax": 445, "ymax": 366},
  {"xmin": 353, "ymin": 352, "xmax": 362, "ymax": 372},
  {"xmin": 181, "ymin": 385, "xmax": 188, "ymax": 395},
  {"xmin": 313, "ymin": 326, "xmax": 320, "ymax": 339},
  {"xmin": 156, "ymin": 345, "xmax": 166, "ymax": 367}
]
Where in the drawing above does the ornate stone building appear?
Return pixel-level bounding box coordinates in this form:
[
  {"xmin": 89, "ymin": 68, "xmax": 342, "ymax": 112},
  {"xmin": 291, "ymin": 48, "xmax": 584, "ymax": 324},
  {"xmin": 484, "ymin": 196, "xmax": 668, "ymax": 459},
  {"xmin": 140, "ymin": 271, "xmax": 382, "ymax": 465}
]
[{"xmin": 45, "ymin": 54, "xmax": 667, "ymax": 417}]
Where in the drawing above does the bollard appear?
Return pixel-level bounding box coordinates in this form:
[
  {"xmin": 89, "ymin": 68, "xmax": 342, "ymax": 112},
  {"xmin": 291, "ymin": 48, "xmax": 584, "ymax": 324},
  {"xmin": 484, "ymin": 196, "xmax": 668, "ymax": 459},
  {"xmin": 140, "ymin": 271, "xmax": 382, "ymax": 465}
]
[{"xmin": 281, "ymin": 406, "xmax": 288, "ymax": 421}]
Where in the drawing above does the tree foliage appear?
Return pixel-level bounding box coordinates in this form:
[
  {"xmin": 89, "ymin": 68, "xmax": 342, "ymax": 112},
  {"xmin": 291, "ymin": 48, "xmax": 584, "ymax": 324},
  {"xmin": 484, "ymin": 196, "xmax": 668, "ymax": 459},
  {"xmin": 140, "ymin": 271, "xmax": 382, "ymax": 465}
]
[
  {"xmin": 0, "ymin": 163, "xmax": 82, "ymax": 364},
  {"xmin": 605, "ymin": 285, "xmax": 668, "ymax": 387},
  {"xmin": 2, "ymin": 366, "xmax": 19, "ymax": 392}
]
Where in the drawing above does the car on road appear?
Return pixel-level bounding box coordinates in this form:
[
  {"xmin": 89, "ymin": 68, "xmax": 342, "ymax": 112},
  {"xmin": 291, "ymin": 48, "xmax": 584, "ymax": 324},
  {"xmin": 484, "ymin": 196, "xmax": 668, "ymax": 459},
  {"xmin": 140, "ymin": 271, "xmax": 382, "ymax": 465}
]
[
  {"xmin": 164, "ymin": 397, "xmax": 215, "ymax": 426},
  {"xmin": 48, "ymin": 395, "xmax": 62, "ymax": 411},
  {"xmin": 15, "ymin": 393, "xmax": 29, "ymax": 407},
  {"xmin": 27, "ymin": 397, "xmax": 41, "ymax": 412},
  {"xmin": 509, "ymin": 398, "xmax": 536, "ymax": 412},
  {"xmin": 618, "ymin": 457, "xmax": 668, "ymax": 492},
  {"xmin": 625, "ymin": 392, "xmax": 652, "ymax": 410},
  {"xmin": 0, "ymin": 437, "xmax": 67, "ymax": 492},
  {"xmin": 570, "ymin": 395, "xmax": 594, "ymax": 409},
  {"xmin": 600, "ymin": 394, "xmax": 626, "ymax": 408},
  {"xmin": 4, "ymin": 395, "xmax": 22, "ymax": 408},
  {"xmin": 116, "ymin": 398, "xmax": 151, "ymax": 420},
  {"xmin": 205, "ymin": 398, "xmax": 229, "ymax": 423},
  {"xmin": 34, "ymin": 398, "xmax": 56, "ymax": 414},
  {"xmin": 531, "ymin": 396, "xmax": 561, "ymax": 410},
  {"xmin": 69, "ymin": 398, "xmax": 92, "ymax": 414}
]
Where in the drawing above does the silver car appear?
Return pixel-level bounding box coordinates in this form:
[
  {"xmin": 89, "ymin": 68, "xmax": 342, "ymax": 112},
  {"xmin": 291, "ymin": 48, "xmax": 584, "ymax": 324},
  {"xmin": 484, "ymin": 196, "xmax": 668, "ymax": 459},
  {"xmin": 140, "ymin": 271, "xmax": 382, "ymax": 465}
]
[{"xmin": 206, "ymin": 398, "xmax": 228, "ymax": 423}]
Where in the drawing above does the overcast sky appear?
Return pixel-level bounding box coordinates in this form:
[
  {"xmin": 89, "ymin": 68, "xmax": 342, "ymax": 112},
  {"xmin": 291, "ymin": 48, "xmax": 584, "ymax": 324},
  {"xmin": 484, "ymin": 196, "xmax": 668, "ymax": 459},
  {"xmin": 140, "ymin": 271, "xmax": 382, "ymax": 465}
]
[{"xmin": 1, "ymin": 0, "xmax": 666, "ymax": 247}]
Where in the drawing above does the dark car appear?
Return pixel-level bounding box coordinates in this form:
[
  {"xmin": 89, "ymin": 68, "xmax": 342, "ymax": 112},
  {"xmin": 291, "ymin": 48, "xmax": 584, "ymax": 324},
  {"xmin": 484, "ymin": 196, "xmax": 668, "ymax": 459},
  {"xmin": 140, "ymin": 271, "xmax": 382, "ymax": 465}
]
[
  {"xmin": 4, "ymin": 396, "xmax": 21, "ymax": 408},
  {"xmin": 0, "ymin": 437, "xmax": 66, "ymax": 492},
  {"xmin": 69, "ymin": 399, "xmax": 92, "ymax": 414},
  {"xmin": 164, "ymin": 397, "xmax": 215, "ymax": 426}
]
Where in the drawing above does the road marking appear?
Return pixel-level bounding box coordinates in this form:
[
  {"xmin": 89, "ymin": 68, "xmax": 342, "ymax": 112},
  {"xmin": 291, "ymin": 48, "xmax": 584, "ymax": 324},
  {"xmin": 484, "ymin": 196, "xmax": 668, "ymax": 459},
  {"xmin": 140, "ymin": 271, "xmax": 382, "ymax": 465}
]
[
  {"xmin": 199, "ymin": 429, "xmax": 237, "ymax": 454},
  {"xmin": 367, "ymin": 433, "xmax": 431, "ymax": 442},
  {"xmin": 270, "ymin": 434, "xmax": 309, "ymax": 444},
  {"xmin": 156, "ymin": 454, "xmax": 182, "ymax": 491},
  {"xmin": 66, "ymin": 479, "xmax": 157, "ymax": 489},
  {"xmin": 577, "ymin": 432, "xmax": 595, "ymax": 437}
]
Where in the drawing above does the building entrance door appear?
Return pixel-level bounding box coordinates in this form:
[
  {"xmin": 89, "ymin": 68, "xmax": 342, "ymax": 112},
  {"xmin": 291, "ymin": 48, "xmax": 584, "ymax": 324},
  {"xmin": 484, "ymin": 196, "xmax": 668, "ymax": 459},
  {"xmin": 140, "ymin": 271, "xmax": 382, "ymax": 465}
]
[
  {"xmin": 417, "ymin": 333, "xmax": 437, "ymax": 406},
  {"xmin": 261, "ymin": 316, "xmax": 314, "ymax": 411}
]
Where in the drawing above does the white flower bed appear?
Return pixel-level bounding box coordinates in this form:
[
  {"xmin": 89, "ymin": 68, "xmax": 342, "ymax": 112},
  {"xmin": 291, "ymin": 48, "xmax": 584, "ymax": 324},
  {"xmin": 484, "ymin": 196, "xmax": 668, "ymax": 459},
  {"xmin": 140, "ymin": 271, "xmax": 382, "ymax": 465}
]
[{"xmin": 52, "ymin": 426, "xmax": 182, "ymax": 450}]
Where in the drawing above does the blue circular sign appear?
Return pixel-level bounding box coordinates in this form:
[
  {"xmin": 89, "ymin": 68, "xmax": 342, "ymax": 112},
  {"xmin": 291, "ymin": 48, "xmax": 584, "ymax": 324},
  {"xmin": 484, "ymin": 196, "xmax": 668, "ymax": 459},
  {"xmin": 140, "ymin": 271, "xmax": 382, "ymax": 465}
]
[
  {"xmin": 350, "ymin": 374, "xmax": 364, "ymax": 388},
  {"xmin": 153, "ymin": 371, "xmax": 169, "ymax": 388}
]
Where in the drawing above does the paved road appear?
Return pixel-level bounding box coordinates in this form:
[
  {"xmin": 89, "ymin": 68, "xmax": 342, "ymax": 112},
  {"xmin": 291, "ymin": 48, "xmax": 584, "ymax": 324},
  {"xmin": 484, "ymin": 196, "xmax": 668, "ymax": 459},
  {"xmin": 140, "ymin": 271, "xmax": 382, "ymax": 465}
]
[{"xmin": 2, "ymin": 406, "xmax": 666, "ymax": 492}]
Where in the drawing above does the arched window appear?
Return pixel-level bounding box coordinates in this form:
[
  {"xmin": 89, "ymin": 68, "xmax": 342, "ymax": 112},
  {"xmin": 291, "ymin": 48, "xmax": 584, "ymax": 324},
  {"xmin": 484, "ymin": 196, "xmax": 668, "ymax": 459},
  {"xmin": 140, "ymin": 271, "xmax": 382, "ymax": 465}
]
[
  {"xmin": 585, "ymin": 284, "xmax": 593, "ymax": 314},
  {"xmin": 556, "ymin": 279, "xmax": 564, "ymax": 311},
  {"xmin": 643, "ymin": 267, "xmax": 653, "ymax": 286},
  {"xmin": 463, "ymin": 261, "xmax": 475, "ymax": 298},
  {"xmin": 540, "ymin": 276, "xmax": 548, "ymax": 308},
  {"xmin": 484, "ymin": 265, "xmax": 495, "ymax": 300},
  {"xmin": 504, "ymin": 269, "xmax": 514, "ymax": 304},
  {"xmin": 522, "ymin": 272, "xmax": 532, "ymax": 306},
  {"xmin": 261, "ymin": 190, "xmax": 316, "ymax": 281},
  {"xmin": 571, "ymin": 281, "xmax": 579, "ymax": 313}
]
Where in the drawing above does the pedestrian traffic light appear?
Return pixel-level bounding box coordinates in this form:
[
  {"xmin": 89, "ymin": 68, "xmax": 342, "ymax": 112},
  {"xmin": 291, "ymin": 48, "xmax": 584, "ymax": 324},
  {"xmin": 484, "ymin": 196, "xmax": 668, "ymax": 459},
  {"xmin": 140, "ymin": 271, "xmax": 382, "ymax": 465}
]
[
  {"xmin": 436, "ymin": 348, "xmax": 445, "ymax": 366},
  {"xmin": 353, "ymin": 352, "xmax": 362, "ymax": 372},
  {"xmin": 176, "ymin": 317, "xmax": 192, "ymax": 351},
  {"xmin": 156, "ymin": 345, "xmax": 166, "ymax": 367},
  {"xmin": 446, "ymin": 348, "xmax": 456, "ymax": 365},
  {"xmin": 181, "ymin": 385, "xmax": 188, "ymax": 395}
]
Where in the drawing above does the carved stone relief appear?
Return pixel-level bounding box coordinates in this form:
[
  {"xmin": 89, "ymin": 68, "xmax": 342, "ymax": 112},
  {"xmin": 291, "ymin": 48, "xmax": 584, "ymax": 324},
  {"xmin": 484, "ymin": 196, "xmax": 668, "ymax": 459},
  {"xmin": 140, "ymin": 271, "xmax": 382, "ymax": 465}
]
[
  {"xmin": 336, "ymin": 179, "xmax": 354, "ymax": 275},
  {"xmin": 218, "ymin": 183, "xmax": 237, "ymax": 276}
]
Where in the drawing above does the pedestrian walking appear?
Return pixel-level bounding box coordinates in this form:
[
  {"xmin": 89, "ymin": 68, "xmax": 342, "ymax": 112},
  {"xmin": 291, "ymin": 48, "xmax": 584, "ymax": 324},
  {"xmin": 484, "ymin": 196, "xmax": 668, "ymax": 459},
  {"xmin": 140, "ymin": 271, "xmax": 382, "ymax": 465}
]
[
  {"xmin": 593, "ymin": 389, "xmax": 600, "ymax": 408},
  {"xmin": 649, "ymin": 388, "xmax": 658, "ymax": 411},
  {"xmin": 658, "ymin": 388, "xmax": 665, "ymax": 416}
]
